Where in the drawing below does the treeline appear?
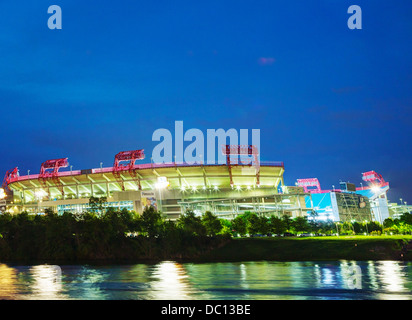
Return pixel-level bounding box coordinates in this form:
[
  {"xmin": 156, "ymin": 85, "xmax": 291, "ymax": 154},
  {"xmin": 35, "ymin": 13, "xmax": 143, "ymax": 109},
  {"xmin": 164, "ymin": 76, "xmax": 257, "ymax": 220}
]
[
  {"xmin": 228, "ymin": 211, "xmax": 412, "ymax": 236},
  {"xmin": 227, "ymin": 212, "xmax": 381, "ymax": 236},
  {"xmin": 0, "ymin": 207, "xmax": 230, "ymax": 262},
  {"xmin": 383, "ymin": 213, "xmax": 412, "ymax": 235},
  {"xmin": 0, "ymin": 205, "xmax": 411, "ymax": 262}
]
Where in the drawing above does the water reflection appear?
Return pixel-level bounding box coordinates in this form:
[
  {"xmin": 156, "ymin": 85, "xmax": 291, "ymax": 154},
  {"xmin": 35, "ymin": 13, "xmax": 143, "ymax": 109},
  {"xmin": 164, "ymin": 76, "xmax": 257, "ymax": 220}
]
[
  {"xmin": 28, "ymin": 265, "xmax": 65, "ymax": 300},
  {"xmin": 375, "ymin": 261, "xmax": 410, "ymax": 300},
  {"xmin": 0, "ymin": 261, "xmax": 410, "ymax": 300},
  {"xmin": 149, "ymin": 261, "xmax": 194, "ymax": 299},
  {"xmin": 0, "ymin": 264, "xmax": 18, "ymax": 299}
]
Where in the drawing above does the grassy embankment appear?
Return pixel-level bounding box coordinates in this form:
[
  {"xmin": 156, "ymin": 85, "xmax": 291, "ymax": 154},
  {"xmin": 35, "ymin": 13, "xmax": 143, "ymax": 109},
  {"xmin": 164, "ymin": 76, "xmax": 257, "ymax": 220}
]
[{"xmin": 196, "ymin": 235, "xmax": 412, "ymax": 262}]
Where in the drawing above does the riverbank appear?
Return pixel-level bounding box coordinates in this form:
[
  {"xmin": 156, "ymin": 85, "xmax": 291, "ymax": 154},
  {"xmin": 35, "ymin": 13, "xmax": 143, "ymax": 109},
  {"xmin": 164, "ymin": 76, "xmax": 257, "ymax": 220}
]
[
  {"xmin": 2, "ymin": 233, "xmax": 412, "ymax": 264},
  {"xmin": 195, "ymin": 236, "xmax": 412, "ymax": 262}
]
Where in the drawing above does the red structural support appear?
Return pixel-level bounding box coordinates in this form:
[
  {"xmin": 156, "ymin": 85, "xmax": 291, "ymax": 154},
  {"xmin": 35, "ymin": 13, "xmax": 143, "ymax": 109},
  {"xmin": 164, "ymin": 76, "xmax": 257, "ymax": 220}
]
[
  {"xmin": 296, "ymin": 178, "xmax": 322, "ymax": 193},
  {"xmin": 2, "ymin": 167, "xmax": 19, "ymax": 191},
  {"xmin": 39, "ymin": 158, "xmax": 69, "ymax": 195},
  {"xmin": 113, "ymin": 149, "xmax": 145, "ymax": 190},
  {"xmin": 222, "ymin": 145, "xmax": 260, "ymax": 186},
  {"xmin": 362, "ymin": 170, "xmax": 389, "ymax": 188}
]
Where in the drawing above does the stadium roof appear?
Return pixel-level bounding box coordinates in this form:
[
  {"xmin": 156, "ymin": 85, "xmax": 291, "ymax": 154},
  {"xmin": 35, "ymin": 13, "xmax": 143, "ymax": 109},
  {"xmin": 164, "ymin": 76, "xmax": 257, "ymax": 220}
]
[{"xmin": 8, "ymin": 162, "xmax": 285, "ymax": 200}]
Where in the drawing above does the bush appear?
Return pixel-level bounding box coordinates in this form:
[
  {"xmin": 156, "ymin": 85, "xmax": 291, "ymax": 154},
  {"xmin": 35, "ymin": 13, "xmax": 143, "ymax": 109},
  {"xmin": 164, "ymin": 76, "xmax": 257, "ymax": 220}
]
[{"xmin": 370, "ymin": 230, "xmax": 381, "ymax": 236}]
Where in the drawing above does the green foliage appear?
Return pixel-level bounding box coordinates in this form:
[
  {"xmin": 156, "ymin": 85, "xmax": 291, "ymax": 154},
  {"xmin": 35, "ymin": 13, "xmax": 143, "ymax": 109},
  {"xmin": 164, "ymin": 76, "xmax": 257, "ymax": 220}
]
[
  {"xmin": 231, "ymin": 215, "xmax": 247, "ymax": 236},
  {"xmin": 89, "ymin": 196, "xmax": 108, "ymax": 216},
  {"xmin": 399, "ymin": 212, "xmax": 412, "ymax": 225},
  {"xmin": 269, "ymin": 215, "xmax": 286, "ymax": 235},
  {"xmin": 245, "ymin": 213, "xmax": 270, "ymax": 235},
  {"xmin": 177, "ymin": 210, "xmax": 206, "ymax": 236},
  {"xmin": 1, "ymin": 206, "xmax": 410, "ymax": 262},
  {"xmin": 139, "ymin": 206, "xmax": 164, "ymax": 238},
  {"xmin": 281, "ymin": 214, "xmax": 292, "ymax": 230},
  {"xmin": 201, "ymin": 211, "xmax": 223, "ymax": 236},
  {"xmin": 291, "ymin": 216, "xmax": 310, "ymax": 233},
  {"xmin": 0, "ymin": 206, "xmax": 231, "ymax": 262}
]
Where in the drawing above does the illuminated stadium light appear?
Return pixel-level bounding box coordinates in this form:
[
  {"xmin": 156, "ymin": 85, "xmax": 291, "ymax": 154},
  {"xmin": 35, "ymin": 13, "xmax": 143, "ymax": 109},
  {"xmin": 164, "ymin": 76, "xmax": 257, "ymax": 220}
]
[
  {"xmin": 247, "ymin": 186, "xmax": 251, "ymax": 190},
  {"xmin": 34, "ymin": 189, "xmax": 47, "ymax": 199},
  {"xmin": 191, "ymin": 186, "xmax": 197, "ymax": 192},
  {"xmin": 371, "ymin": 185, "xmax": 381, "ymax": 194},
  {"xmin": 155, "ymin": 176, "xmax": 169, "ymax": 189},
  {"xmin": 236, "ymin": 185, "xmax": 241, "ymax": 190},
  {"xmin": 213, "ymin": 186, "xmax": 219, "ymax": 190}
]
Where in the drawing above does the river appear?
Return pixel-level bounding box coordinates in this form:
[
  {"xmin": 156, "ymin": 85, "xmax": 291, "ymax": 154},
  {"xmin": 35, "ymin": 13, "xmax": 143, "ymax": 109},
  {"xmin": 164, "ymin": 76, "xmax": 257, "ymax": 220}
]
[{"xmin": 0, "ymin": 260, "xmax": 411, "ymax": 300}]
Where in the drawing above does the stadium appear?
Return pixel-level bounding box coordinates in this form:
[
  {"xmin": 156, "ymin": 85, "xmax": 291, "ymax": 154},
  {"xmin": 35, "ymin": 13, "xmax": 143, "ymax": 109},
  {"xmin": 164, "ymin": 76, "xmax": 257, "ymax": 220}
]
[
  {"xmin": 2, "ymin": 148, "xmax": 314, "ymax": 220},
  {"xmin": 1, "ymin": 148, "xmax": 400, "ymax": 223}
]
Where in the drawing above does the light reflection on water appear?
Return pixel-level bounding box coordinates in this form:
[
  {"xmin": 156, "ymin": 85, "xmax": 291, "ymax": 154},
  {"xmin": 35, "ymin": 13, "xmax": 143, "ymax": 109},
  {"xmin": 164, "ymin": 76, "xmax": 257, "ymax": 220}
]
[{"xmin": 0, "ymin": 260, "xmax": 411, "ymax": 300}]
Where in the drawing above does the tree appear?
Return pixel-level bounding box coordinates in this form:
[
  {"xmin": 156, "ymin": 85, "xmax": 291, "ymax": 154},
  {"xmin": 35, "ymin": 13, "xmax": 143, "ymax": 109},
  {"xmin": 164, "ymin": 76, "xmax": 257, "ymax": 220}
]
[
  {"xmin": 352, "ymin": 221, "xmax": 362, "ymax": 234},
  {"xmin": 177, "ymin": 210, "xmax": 206, "ymax": 236},
  {"xmin": 269, "ymin": 215, "xmax": 286, "ymax": 235},
  {"xmin": 201, "ymin": 211, "xmax": 222, "ymax": 236},
  {"xmin": 292, "ymin": 216, "xmax": 310, "ymax": 233},
  {"xmin": 318, "ymin": 219, "xmax": 335, "ymax": 235},
  {"xmin": 140, "ymin": 206, "xmax": 164, "ymax": 238},
  {"xmin": 89, "ymin": 196, "xmax": 107, "ymax": 216},
  {"xmin": 44, "ymin": 207, "xmax": 56, "ymax": 217},
  {"xmin": 281, "ymin": 214, "xmax": 292, "ymax": 231},
  {"xmin": 399, "ymin": 212, "xmax": 412, "ymax": 225},
  {"xmin": 366, "ymin": 221, "xmax": 382, "ymax": 233},
  {"xmin": 231, "ymin": 215, "xmax": 247, "ymax": 236},
  {"xmin": 383, "ymin": 218, "xmax": 395, "ymax": 228},
  {"xmin": 247, "ymin": 213, "xmax": 261, "ymax": 235},
  {"xmin": 247, "ymin": 213, "xmax": 270, "ymax": 235},
  {"xmin": 257, "ymin": 216, "xmax": 271, "ymax": 235}
]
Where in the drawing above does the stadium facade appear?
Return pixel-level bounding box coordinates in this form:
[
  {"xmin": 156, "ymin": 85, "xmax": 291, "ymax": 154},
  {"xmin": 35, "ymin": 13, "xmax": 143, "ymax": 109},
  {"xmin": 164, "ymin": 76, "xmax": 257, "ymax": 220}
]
[
  {"xmin": 2, "ymin": 150, "xmax": 393, "ymax": 223},
  {"xmin": 2, "ymin": 149, "xmax": 313, "ymax": 220}
]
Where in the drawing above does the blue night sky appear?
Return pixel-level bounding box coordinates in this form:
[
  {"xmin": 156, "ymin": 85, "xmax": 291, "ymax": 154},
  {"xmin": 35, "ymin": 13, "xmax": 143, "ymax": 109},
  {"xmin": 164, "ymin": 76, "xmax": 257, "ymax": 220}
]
[{"xmin": 0, "ymin": 1, "xmax": 411, "ymax": 203}]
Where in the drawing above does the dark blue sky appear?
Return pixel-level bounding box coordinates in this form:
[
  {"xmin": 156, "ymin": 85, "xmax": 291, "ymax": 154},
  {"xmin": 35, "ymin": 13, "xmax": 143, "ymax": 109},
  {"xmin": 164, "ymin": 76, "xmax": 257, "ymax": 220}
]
[{"xmin": 0, "ymin": 1, "xmax": 411, "ymax": 203}]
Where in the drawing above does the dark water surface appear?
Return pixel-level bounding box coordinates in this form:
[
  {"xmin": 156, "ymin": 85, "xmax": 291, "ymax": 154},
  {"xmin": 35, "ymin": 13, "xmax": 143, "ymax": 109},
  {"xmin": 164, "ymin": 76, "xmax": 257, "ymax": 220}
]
[{"xmin": 0, "ymin": 260, "xmax": 411, "ymax": 300}]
